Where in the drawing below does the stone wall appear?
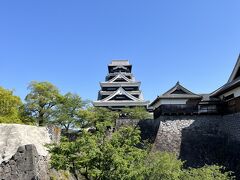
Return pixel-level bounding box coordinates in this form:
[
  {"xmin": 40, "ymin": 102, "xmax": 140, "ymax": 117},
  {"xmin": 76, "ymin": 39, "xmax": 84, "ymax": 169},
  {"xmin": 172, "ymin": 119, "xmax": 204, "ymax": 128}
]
[
  {"xmin": 0, "ymin": 124, "xmax": 61, "ymax": 180},
  {"xmin": 0, "ymin": 144, "xmax": 49, "ymax": 180},
  {"xmin": 116, "ymin": 114, "xmax": 240, "ymax": 158},
  {"xmin": 152, "ymin": 115, "xmax": 231, "ymax": 167},
  {"xmin": 222, "ymin": 112, "xmax": 240, "ymax": 142},
  {"xmin": 116, "ymin": 114, "xmax": 240, "ymax": 177},
  {"xmin": 115, "ymin": 118, "xmax": 140, "ymax": 128},
  {"xmin": 46, "ymin": 124, "xmax": 61, "ymax": 143},
  {"xmin": 153, "ymin": 115, "xmax": 222, "ymax": 154},
  {"xmin": 152, "ymin": 114, "xmax": 240, "ymax": 172}
]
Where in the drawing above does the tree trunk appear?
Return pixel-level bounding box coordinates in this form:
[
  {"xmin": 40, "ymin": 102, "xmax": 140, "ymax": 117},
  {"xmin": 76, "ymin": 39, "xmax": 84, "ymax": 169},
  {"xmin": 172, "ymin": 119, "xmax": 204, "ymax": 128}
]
[
  {"xmin": 71, "ymin": 168, "xmax": 80, "ymax": 180},
  {"xmin": 38, "ymin": 112, "xmax": 44, "ymax": 126}
]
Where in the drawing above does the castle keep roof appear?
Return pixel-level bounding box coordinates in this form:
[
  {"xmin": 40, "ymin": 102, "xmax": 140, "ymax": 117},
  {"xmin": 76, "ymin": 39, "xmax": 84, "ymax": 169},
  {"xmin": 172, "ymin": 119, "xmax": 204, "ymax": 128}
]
[
  {"xmin": 211, "ymin": 54, "xmax": 240, "ymax": 97},
  {"xmin": 93, "ymin": 60, "xmax": 149, "ymax": 110},
  {"xmin": 109, "ymin": 60, "xmax": 130, "ymax": 66}
]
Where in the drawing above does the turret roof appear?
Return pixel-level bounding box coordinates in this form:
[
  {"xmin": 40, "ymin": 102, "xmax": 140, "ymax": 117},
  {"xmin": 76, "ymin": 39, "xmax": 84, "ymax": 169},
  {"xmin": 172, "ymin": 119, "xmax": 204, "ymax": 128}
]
[{"xmin": 109, "ymin": 60, "xmax": 130, "ymax": 66}]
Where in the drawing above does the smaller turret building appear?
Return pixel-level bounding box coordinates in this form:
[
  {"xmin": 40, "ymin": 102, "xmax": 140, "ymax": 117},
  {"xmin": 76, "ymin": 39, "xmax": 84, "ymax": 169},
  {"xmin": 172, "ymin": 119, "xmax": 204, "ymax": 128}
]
[
  {"xmin": 93, "ymin": 60, "xmax": 149, "ymax": 110},
  {"xmin": 150, "ymin": 54, "xmax": 240, "ymax": 119}
]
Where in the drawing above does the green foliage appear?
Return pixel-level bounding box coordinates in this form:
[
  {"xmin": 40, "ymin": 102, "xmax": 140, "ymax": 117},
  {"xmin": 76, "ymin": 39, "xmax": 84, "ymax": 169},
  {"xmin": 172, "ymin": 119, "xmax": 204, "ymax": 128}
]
[
  {"xmin": 181, "ymin": 165, "xmax": 233, "ymax": 180},
  {"xmin": 48, "ymin": 122, "xmax": 234, "ymax": 180},
  {"xmin": 121, "ymin": 107, "xmax": 152, "ymax": 120},
  {"xmin": 144, "ymin": 152, "xmax": 184, "ymax": 180},
  {"xmin": 18, "ymin": 104, "xmax": 36, "ymax": 125},
  {"xmin": 25, "ymin": 81, "xmax": 61, "ymax": 126},
  {"xmin": 50, "ymin": 170, "xmax": 71, "ymax": 180},
  {"xmin": 52, "ymin": 92, "xmax": 85, "ymax": 132},
  {"xmin": 0, "ymin": 113, "xmax": 22, "ymax": 124},
  {"xmin": 48, "ymin": 124, "xmax": 147, "ymax": 180},
  {"xmin": 79, "ymin": 107, "xmax": 119, "ymax": 126},
  {"xmin": 49, "ymin": 105, "xmax": 144, "ymax": 179},
  {"xmin": 0, "ymin": 86, "xmax": 23, "ymax": 124}
]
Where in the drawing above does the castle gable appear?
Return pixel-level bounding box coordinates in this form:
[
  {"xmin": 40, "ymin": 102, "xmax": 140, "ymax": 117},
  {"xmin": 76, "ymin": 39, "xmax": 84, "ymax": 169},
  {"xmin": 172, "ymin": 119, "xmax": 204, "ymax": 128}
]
[
  {"xmin": 228, "ymin": 54, "xmax": 240, "ymax": 83},
  {"xmin": 108, "ymin": 73, "xmax": 132, "ymax": 83},
  {"xmin": 101, "ymin": 87, "xmax": 140, "ymax": 102}
]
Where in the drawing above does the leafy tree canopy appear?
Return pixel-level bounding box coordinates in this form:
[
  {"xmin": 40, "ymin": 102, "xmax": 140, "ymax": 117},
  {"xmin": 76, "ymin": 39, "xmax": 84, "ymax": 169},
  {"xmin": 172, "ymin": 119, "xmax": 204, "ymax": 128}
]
[
  {"xmin": 121, "ymin": 107, "xmax": 152, "ymax": 120},
  {"xmin": 0, "ymin": 86, "xmax": 22, "ymax": 123},
  {"xmin": 79, "ymin": 107, "xmax": 119, "ymax": 127},
  {"xmin": 48, "ymin": 124, "xmax": 147, "ymax": 180},
  {"xmin": 181, "ymin": 165, "xmax": 233, "ymax": 180},
  {"xmin": 52, "ymin": 92, "xmax": 86, "ymax": 132},
  {"xmin": 48, "ymin": 122, "xmax": 233, "ymax": 180},
  {"xmin": 25, "ymin": 81, "xmax": 61, "ymax": 126}
]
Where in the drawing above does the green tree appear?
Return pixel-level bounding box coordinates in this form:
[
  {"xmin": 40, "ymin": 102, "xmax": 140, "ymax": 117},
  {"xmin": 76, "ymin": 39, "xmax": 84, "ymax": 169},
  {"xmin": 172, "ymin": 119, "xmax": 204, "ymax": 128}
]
[
  {"xmin": 144, "ymin": 152, "xmax": 184, "ymax": 180},
  {"xmin": 0, "ymin": 86, "xmax": 22, "ymax": 123},
  {"xmin": 53, "ymin": 92, "xmax": 85, "ymax": 133},
  {"xmin": 25, "ymin": 81, "xmax": 61, "ymax": 126},
  {"xmin": 18, "ymin": 104, "xmax": 35, "ymax": 125},
  {"xmin": 48, "ymin": 123, "xmax": 233, "ymax": 180},
  {"xmin": 181, "ymin": 165, "xmax": 233, "ymax": 180},
  {"xmin": 48, "ymin": 124, "xmax": 147, "ymax": 180},
  {"xmin": 121, "ymin": 107, "xmax": 152, "ymax": 120},
  {"xmin": 79, "ymin": 107, "xmax": 119, "ymax": 127}
]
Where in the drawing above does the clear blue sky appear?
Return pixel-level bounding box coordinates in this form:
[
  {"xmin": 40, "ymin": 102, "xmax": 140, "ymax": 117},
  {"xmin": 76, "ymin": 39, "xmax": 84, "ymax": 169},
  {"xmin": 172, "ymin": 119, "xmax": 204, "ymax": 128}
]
[{"xmin": 0, "ymin": 0, "xmax": 239, "ymax": 102}]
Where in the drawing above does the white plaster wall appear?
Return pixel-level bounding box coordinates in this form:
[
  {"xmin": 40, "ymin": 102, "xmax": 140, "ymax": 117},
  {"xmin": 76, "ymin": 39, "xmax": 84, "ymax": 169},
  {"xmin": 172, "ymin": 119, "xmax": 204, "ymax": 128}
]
[
  {"xmin": 153, "ymin": 99, "xmax": 188, "ymax": 108},
  {"xmin": 220, "ymin": 86, "xmax": 240, "ymax": 99}
]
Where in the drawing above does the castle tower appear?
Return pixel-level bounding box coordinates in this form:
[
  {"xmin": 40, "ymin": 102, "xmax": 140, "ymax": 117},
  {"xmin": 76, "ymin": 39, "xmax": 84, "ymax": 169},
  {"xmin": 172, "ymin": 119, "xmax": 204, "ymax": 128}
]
[{"xmin": 93, "ymin": 60, "xmax": 149, "ymax": 110}]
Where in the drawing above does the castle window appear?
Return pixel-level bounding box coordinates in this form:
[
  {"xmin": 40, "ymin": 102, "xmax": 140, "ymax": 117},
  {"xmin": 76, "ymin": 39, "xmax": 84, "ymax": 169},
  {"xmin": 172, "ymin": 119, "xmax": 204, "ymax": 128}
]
[{"xmin": 224, "ymin": 94, "xmax": 234, "ymax": 101}]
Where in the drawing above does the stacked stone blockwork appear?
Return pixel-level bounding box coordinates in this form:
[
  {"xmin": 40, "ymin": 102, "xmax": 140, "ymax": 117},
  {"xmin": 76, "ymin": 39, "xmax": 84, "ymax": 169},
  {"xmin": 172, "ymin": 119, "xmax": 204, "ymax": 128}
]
[
  {"xmin": 0, "ymin": 144, "xmax": 49, "ymax": 180},
  {"xmin": 0, "ymin": 124, "xmax": 61, "ymax": 180}
]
